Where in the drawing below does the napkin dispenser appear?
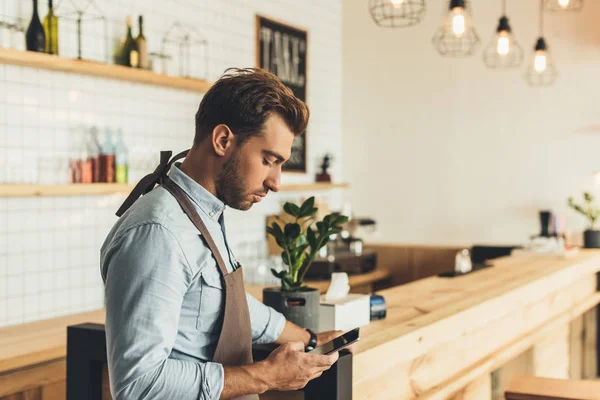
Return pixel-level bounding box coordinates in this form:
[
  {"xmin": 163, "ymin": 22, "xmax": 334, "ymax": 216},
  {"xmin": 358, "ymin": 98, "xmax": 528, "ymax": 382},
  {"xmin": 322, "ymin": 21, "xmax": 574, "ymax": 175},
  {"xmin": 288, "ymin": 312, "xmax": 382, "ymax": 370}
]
[{"xmin": 319, "ymin": 273, "xmax": 370, "ymax": 331}]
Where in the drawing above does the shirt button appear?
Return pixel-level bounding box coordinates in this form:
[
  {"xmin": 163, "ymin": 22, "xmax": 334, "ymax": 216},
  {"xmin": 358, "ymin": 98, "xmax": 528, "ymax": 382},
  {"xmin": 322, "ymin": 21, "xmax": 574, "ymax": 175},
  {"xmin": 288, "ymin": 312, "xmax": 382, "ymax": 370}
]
[{"xmin": 209, "ymin": 211, "xmax": 214, "ymax": 216}]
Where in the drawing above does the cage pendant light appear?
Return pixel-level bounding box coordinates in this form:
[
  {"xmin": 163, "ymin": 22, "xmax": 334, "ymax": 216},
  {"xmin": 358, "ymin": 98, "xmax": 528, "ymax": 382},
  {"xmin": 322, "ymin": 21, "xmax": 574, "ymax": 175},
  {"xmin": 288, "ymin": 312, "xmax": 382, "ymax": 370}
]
[
  {"xmin": 525, "ymin": 0, "xmax": 558, "ymax": 87},
  {"xmin": 368, "ymin": 0, "xmax": 427, "ymax": 28},
  {"xmin": 544, "ymin": 0, "xmax": 583, "ymax": 12},
  {"xmin": 482, "ymin": 0, "xmax": 524, "ymax": 69},
  {"xmin": 432, "ymin": 0, "xmax": 480, "ymax": 58}
]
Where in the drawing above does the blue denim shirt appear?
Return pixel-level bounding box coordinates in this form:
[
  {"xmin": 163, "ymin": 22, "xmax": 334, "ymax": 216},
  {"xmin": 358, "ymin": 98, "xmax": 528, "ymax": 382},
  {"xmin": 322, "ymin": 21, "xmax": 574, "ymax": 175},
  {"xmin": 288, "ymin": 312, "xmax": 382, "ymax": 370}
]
[{"xmin": 100, "ymin": 164, "xmax": 286, "ymax": 400}]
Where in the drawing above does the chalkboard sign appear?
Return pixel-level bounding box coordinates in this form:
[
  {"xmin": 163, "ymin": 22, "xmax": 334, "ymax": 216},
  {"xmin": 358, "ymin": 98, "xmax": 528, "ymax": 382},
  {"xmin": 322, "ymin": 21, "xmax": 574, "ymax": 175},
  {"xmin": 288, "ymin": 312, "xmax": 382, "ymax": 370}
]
[{"xmin": 256, "ymin": 15, "xmax": 308, "ymax": 173}]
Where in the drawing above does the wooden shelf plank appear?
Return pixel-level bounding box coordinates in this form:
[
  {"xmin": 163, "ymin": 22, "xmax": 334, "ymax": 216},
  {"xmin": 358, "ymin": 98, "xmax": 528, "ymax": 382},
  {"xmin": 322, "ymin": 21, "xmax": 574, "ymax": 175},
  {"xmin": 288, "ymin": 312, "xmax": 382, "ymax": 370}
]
[
  {"xmin": 279, "ymin": 182, "xmax": 349, "ymax": 191},
  {"xmin": 0, "ymin": 184, "xmax": 132, "ymax": 197},
  {"xmin": 0, "ymin": 182, "xmax": 350, "ymax": 197},
  {"xmin": 0, "ymin": 48, "xmax": 212, "ymax": 93}
]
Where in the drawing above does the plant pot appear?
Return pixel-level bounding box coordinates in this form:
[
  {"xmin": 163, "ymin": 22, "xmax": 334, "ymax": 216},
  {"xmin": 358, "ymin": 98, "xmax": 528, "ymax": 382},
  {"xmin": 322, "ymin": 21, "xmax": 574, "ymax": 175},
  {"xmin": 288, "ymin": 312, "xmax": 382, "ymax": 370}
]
[
  {"xmin": 262, "ymin": 287, "xmax": 320, "ymax": 331},
  {"xmin": 584, "ymin": 229, "xmax": 600, "ymax": 248}
]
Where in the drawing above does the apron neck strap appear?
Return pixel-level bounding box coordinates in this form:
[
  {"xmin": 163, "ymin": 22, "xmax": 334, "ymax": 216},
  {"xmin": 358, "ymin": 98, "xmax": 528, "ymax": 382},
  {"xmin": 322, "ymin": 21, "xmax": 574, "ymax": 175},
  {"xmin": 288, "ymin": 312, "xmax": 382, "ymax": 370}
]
[
  {"xmin": 162, "ymin": 177, "xmax": 230, "ymax": 278},
  {"xmin": 115, "ymin": 149, "xmax": 189, "ymax": 217}
]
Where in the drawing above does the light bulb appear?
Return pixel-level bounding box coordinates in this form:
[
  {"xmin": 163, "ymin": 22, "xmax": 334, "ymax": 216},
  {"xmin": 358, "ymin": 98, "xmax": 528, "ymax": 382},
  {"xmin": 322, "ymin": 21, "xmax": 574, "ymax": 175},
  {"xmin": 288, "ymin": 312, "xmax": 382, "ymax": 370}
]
[
  {"xmin": 558, "ymin": 0, "xmax": 570, "ymax": 8},
  {"xmin": 534, "ymin": 51, "xmax": 547, "ymax": 72},
  {"xmin": 451, "ymin": 7, "xmax": 466, "ymax": 38},
  {"xmin": 390, "ymin": 0, "xmax": 405, "ymax": 7},
  {"xmin": 497, "ymin": 32, "xmax": 510, "ymax": 55}
]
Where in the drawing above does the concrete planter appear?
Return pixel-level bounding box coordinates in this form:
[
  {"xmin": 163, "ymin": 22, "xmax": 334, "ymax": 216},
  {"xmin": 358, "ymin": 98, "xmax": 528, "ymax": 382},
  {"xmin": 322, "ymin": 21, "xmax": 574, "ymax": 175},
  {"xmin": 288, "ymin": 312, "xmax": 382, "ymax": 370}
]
[{"xmin": 262, "ymin": 286, "xmax": 320, "ymax": 331}]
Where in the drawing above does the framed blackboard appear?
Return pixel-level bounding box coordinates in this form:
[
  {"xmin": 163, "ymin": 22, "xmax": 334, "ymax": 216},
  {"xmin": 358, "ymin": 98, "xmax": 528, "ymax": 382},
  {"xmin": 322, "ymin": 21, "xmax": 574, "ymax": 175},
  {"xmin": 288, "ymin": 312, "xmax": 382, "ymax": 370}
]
[{"xmin": 256, "ymin": 15, "xmax": 308, "ymax": 173}]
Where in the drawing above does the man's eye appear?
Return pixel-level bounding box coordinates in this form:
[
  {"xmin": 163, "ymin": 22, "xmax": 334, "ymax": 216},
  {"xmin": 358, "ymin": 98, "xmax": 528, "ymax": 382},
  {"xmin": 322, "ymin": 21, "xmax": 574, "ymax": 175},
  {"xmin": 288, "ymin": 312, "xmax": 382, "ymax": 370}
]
[{"xmin": 263, "ymin": 158, "xmax": 273, "ymax": 167}]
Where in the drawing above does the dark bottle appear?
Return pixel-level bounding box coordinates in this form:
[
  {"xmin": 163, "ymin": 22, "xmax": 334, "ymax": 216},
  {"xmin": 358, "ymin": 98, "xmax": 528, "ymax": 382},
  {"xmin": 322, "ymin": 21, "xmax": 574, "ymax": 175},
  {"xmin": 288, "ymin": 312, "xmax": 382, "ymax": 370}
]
[
  {"xmin": 136, "ymin": 16, "xmax": 148, "ymax": 69},
  {"xmin": 26, "ymin": 0, "xmax": 46, "ymax": 52},
  {"xmin": 122, "ymin": 16, "xmax": 139, "ymax": 68}
]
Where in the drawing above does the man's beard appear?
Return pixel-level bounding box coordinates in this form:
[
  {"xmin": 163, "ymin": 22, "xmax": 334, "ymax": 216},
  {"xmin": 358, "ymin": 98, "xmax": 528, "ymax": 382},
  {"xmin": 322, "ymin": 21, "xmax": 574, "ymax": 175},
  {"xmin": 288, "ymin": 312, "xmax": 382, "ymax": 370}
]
[{"xmin": 215, "ymin": 150, "xmax": 253, "ymax": 211}]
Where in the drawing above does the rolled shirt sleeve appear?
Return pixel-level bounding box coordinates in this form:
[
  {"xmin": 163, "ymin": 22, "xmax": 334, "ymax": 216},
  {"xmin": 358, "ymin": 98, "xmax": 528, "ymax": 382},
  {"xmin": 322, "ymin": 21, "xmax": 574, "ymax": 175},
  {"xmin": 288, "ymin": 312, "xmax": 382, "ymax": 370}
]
[
  {"xmin": 246, "ymin": 293, "xmax": 286, "ymax": 344},
  {"xmin": 102, "ymin": 223, "xmax": 224, "ymax": 400}
]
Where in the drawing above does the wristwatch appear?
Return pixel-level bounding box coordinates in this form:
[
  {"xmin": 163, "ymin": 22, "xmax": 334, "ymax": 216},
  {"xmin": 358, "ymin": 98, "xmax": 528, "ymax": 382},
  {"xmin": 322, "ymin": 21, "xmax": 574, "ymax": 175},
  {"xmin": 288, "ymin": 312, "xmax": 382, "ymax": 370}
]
[{"xmin": 305, "ymin": 328, "xmax": 318, "ymax": 351}]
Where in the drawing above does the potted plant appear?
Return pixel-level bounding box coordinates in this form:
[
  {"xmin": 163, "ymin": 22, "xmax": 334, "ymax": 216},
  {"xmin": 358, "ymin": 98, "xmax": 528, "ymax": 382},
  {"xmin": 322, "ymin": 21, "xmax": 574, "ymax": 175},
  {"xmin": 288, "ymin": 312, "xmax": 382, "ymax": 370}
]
[
  {"xmin": 263, "ymin": 196, "xmax": 348, "ymax": 331},
  {"xmin": 568, "ymin": 192, "xmax": 600, "ymax": 248}
]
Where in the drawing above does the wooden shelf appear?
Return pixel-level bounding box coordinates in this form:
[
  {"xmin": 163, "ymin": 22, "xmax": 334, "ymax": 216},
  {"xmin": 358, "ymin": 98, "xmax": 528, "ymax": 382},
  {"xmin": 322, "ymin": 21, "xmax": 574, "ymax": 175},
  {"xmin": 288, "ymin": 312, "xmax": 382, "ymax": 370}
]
[
  {"xmin": 0, "ymin": 182, "xmax": 350, "ymax": 197},
  {"xmin": 279, "ymin": 182, "xmax": 349, "ymax": 191},
  {"xmin": 0, "ymin": 47, "xmax": 212, "ymax": 93},
  {"xmin": 0, "ymin": 183, "xmax": 132, "ymax": 197}
]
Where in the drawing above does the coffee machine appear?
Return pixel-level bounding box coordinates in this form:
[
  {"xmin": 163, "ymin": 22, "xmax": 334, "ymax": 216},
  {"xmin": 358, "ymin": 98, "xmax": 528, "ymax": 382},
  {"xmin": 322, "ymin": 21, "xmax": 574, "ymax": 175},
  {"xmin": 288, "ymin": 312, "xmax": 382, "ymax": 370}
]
[{"xmin": 303, "ymin": 215, "xmax": 378, "ymax": 280}]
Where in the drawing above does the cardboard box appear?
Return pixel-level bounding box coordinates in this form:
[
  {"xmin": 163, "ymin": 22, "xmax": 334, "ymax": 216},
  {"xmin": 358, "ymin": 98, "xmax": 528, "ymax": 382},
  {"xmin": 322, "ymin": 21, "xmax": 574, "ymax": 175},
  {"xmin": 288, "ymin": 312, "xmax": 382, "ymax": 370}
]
[{"xmin": 319, "ymin": 293, "xmax": 370, "ymax": 332}]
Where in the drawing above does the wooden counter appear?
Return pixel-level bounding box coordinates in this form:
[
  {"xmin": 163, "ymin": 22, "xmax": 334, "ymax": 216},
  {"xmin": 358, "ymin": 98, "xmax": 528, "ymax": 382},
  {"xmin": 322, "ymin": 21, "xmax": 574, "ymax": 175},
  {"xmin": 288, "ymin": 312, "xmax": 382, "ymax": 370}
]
[
  {"xmin": 352, "ymin": 249, "xmax": 600, "ymax": 399},
  {"xmin": 0, "ymin": 310, "xmax": 105, "ymax": 375},
  {"xmin": 1, "ymin": 250, "xmax": 599, "ymax": 399}
]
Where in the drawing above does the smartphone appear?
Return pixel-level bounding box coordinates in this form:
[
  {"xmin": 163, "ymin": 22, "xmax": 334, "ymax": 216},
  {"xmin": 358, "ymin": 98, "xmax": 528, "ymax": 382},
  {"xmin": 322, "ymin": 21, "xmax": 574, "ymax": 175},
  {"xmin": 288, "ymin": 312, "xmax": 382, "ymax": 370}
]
[{"xmin": 308, "ymin": 327, "xmax": 360, "ymax": 355}]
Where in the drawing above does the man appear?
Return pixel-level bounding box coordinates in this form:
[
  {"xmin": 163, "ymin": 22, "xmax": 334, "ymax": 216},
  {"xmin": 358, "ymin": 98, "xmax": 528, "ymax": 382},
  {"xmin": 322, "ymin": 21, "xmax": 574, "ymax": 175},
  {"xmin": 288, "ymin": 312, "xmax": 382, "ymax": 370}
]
[{"xmin": 100, "ymin": 68, "xmax": 344, "ymax": 400}]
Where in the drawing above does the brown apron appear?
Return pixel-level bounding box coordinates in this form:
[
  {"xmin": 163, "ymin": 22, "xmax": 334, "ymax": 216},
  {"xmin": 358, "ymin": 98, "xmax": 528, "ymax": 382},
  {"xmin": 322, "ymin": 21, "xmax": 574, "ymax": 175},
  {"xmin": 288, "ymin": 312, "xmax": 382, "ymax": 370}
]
[{"xmin": 117, "ymin": 151, "xmax": 259, "ymax": 400}]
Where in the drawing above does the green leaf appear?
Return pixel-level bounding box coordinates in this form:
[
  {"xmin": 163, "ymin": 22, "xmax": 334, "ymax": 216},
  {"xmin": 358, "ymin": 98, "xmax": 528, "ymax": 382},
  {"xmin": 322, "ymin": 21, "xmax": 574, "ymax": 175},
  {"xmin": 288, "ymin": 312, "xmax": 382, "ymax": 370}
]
[
  {"xmin": 316, "ymin": 221, "xmax": 325, "ymax": 235},
  {"xmin": 283, "ymin": 202, "xmax": 301, "ymax": 217},
  {"xmin": 306, "ymin": 227, "xmax": 317, "ymax": 249},
  {"xmin": 328, "ymin": 227, "xmax": 342, "ymax": 235},
  {"xmin": 334, "ymin": 215, "xmax": 349, "ymax": 225},
  {"xmin": 281, "ymin": 251, "xmax": 290, "ymax": 266},
  {"xmin": 284, "ymin": 223, "xmax": 301, "ymax": 241},
  {"xmin": 268, "ymin": 222, "xmax": 286, "ymax": 246},
  {"xmin": 299, "ymin": 197, "xmax": 315, "ymax": 218},
  {"xmin": 271, "ymin": 268, "xmax": 284, "ymax": 279}
]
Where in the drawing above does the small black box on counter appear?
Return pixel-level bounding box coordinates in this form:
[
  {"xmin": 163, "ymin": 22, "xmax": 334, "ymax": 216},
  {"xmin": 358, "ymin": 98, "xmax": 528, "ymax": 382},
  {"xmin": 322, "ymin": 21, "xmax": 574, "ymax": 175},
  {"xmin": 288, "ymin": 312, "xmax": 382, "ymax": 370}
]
[{"xmin": 369, "ymin": 294, "xmax": 386, "ymax": 321}]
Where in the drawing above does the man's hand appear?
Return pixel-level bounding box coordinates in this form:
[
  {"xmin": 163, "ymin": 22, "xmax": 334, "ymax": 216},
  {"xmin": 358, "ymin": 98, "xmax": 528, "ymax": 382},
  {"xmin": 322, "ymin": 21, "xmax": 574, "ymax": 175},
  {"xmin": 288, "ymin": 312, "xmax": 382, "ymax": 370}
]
[
  {"xmin": 274, "ymin": 321, "xmax": 358, "ymax": 353},
  {"xmin": 316, "ymin": 330, "xmax": 357, "ymax": 353},
  {"xmin": 259, "ymin": 341, "xmax": 339, "ymax": 391}
]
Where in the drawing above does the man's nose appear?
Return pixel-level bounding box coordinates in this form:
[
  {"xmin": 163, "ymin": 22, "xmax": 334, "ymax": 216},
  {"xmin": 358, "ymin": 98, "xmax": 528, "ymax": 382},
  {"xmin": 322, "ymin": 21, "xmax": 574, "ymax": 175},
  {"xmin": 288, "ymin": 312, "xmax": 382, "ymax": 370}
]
[{"xmin": 265, "ymin": 170, "xmax": 281, "ymax": 193}]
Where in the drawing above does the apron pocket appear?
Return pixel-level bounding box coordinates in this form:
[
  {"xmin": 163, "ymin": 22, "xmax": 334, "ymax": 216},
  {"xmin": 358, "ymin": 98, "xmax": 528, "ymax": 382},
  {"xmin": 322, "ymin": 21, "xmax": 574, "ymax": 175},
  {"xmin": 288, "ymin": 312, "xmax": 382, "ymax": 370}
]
[{"xmin": 196, "ymin": 270, "xmax": 225, "ymax": 333}]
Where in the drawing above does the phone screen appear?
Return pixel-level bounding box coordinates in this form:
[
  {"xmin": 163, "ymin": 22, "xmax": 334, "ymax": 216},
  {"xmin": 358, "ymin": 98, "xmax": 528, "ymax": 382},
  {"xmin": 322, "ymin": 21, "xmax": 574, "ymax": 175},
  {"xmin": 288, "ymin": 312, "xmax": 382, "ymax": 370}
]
[{"xmin": 309, "ymin": 327, "xmax": 360, "ymax": 355}]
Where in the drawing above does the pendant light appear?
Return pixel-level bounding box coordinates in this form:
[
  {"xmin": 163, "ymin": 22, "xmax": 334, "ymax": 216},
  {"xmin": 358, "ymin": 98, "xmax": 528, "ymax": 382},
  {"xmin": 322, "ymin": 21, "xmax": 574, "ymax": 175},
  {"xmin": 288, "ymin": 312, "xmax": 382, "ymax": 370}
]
[
  {"xmin": 525, "ymin": 0, "xmax": 558, "ymax": 87},
  {"xmin": 432, "ymin": 0, "xmax": 480, "ymax": 58},
  {"xmin": 482, "ymin": 0, "xmax": 524, "ymax": 69},
  {"xmin": 368, "ymin": 0, "xmax": 427, "ymax": 28},
  {"xmin": 544, "ymin": 0, "xmax": 583, "ymax": 12}
]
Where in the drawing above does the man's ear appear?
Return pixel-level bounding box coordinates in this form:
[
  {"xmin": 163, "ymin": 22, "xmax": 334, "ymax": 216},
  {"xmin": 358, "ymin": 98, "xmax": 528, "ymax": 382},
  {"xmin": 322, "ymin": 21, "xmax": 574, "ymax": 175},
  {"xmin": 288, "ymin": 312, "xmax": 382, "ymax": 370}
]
[{"xmin": 211, "ymin": 124, "xmax": 235, "ymax": 157}]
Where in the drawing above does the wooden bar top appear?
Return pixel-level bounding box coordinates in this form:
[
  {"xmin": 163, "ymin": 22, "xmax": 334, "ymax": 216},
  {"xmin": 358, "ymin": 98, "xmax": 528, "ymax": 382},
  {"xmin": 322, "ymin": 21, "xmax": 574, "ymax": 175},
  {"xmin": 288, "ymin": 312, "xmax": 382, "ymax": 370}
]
[
  {"xmin": 2, "ymin": 249, "xmax": 600, "ymax": 398},
  {"xmin": 0, "ymin": 309, "xmax": 105, "ymax": 374},
  {"xmin": 352, "ymin": 249, "xmax": 600, "ymax": 398}
]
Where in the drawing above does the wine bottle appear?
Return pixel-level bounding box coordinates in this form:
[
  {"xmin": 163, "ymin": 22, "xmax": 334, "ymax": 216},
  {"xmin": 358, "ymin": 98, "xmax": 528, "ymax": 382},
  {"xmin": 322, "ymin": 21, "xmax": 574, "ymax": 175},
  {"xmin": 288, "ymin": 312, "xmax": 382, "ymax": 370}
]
[
  {"xmin": 100, "ymin": 128, "xmax": 116, "ymax": 183},
  {"xmin": 115, "ymin": 128, "xmax": 129, "ymax": 184},
  {"xmin": 136, "ymin": 16, "xmax": 148, "ymax": 69},
  {"xmin": 25, "ymin": 0, "xmax": 46, "ymax": 52},
  {"xmin": 122, "ymin": 16, "xmax": 139, "ymax": 68},
  {"xmin": 43, "ymin": 0, "xmax": 59, "ymax": 55}
]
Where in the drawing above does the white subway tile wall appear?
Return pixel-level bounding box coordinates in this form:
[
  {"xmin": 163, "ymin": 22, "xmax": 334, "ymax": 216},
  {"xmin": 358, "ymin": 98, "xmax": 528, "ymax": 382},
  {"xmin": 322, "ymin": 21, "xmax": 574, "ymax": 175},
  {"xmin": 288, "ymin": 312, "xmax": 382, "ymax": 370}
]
[{"xmin": 0, "ymin": 0, "xmax": 343, "ymax": 327}]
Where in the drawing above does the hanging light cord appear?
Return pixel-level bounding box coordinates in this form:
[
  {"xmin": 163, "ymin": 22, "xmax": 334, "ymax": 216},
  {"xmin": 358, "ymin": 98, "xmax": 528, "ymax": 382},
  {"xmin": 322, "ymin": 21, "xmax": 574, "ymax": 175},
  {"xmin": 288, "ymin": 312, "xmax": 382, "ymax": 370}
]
[
  {"xmin": 539, "ymin": 0, "xmax": 544, "ymax": 35},
  {"xmin": 502, "ymin": 0, "xmax": 507, "ymax": 16}
]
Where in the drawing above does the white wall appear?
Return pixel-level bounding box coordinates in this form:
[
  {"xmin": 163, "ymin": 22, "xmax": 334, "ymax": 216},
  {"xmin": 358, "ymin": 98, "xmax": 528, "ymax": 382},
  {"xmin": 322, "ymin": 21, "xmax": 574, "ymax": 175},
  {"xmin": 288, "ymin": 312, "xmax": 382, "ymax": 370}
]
[
  {"xmin": 0, "ymin": 0, "xmax": 343, "ymax": 327},
  {"xmin": 343, "ymin": 0, "xmax": 600, "ymax": 246}
]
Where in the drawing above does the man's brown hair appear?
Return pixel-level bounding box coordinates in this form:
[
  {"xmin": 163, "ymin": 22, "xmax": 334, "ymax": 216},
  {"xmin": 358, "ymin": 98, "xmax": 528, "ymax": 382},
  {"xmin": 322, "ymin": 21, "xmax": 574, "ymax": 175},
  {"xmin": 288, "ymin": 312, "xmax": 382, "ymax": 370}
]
[{"xmin": 194, "ymin": 68, "xmax": 309, "ymax": 147}]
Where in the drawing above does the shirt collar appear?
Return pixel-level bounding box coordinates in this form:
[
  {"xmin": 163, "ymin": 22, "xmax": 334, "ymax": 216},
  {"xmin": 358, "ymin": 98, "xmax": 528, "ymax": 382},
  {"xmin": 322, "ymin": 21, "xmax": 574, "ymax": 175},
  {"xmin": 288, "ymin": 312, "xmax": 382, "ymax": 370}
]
[{"xmin": 167, "ymin": 163, "xmax": 226, "ymax": 221}]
